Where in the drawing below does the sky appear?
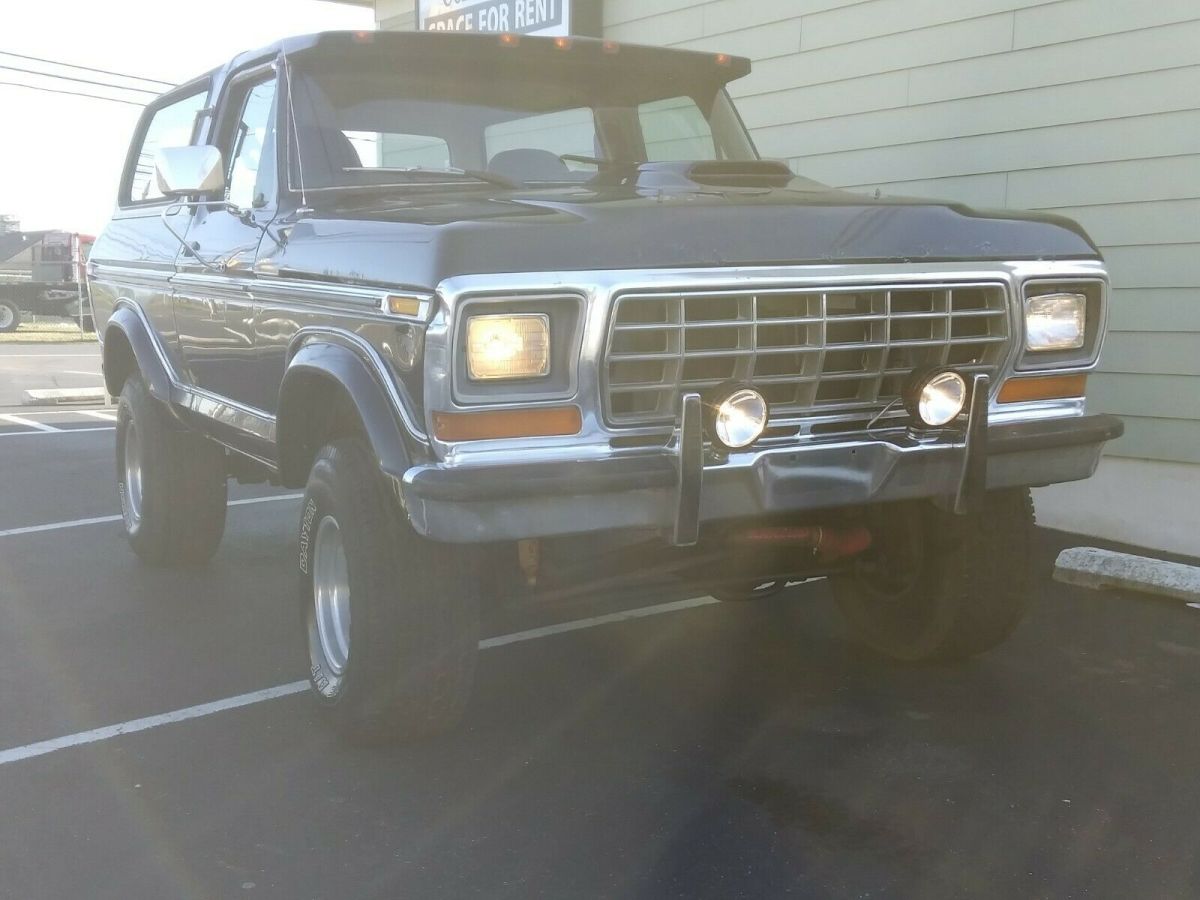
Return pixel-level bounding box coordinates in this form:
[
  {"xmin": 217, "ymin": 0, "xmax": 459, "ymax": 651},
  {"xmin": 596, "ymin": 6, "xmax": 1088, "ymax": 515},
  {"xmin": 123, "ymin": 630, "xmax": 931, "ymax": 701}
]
[{"xmin": 0, "ymin": 0, "xmax": 372, "ymax": 235}]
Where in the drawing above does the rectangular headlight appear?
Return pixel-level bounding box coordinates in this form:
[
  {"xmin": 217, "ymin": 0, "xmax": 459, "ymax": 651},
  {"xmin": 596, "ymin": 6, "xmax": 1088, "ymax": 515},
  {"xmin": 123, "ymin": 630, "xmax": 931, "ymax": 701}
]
[
  {"xmin": 1025, "ymin": 292, "xmax": 1086, "ymax": 352},
  {"xmin": 466, "ymin": 314, "xmax": 550, "ymax": 381}
]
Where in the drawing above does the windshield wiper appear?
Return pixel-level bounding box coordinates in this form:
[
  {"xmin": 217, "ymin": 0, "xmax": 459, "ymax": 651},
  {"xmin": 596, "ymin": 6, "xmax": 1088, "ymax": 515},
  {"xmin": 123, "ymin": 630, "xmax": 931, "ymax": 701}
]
[
  {"xmin": 559, "ymin": 154, "xmax": 638, "ymax": 169},
  {"xmin": 341, "ymin": 166, "xmax": 517, "ymax": 189}
]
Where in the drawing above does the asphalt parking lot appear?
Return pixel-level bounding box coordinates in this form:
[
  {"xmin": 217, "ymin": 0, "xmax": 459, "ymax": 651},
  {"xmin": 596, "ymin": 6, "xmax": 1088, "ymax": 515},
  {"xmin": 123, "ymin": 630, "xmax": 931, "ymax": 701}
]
[
  {"xmin": 2, "ymin": 344, "xmax": 1200, "ymax": 899},
  {"xmin": 0, "ymin": 342, "xmax": 103, "ymax": 408}
]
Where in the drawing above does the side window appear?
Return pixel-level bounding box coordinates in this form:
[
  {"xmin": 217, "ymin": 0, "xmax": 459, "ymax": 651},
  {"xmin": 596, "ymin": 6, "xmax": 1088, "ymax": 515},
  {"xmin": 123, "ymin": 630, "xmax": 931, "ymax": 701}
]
[
  {"xmin": 485, "ymin": 107, "xmax": 597, "ymax": 169},
  {"xmin": 125, "ymin": 89, "xmax": 208, "ymax": 204},
  {"xmin": 639, "ymin": 97, "xmax": 717, "ymax": 162},
  {"xmin": 226, "ymin": 78, "xmax": 278, "ymax": 210}
]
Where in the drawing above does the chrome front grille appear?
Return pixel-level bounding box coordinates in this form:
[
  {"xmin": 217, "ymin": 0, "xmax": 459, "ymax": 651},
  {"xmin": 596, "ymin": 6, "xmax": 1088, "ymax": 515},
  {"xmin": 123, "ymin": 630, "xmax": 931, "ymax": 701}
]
[{"xmin": 604, "ymin": 283, "xmax": 1011, "ymax": 426}]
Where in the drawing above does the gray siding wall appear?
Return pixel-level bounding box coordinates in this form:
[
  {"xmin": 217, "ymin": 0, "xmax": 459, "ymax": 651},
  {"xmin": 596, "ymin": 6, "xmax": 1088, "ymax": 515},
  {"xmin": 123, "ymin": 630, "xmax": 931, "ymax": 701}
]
[
  {"xmin": 604, "ymin": 0, "xmax": 1200, "ymax": 466},
  {"xmin": 377, "ymin": 0, "xmax": 416, "ymax": 31}
]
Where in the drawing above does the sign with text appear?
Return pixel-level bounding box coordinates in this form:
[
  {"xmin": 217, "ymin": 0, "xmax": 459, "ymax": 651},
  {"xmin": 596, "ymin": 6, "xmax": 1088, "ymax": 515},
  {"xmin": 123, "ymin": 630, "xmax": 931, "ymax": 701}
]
[{"xmin": 416, "ymin": 0, "xmax": 572, "ymax": 36}]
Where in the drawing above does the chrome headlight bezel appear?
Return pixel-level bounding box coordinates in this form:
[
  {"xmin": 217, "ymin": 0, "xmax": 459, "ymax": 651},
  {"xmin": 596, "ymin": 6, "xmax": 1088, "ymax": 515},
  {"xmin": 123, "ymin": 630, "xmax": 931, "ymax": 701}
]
[
  {"xmin": 451, "ymin": 294, "xmax": 585, "ymax": 405},
  {"xmin": 1016, "ymin": 278, "xmax": 1106, "ymax": 371}
]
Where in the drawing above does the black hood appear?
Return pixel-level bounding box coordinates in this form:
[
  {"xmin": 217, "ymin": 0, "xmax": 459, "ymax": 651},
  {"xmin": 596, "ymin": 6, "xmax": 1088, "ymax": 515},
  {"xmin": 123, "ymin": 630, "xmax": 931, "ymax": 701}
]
[{"xmin": 264, "ymin": 171, "xmax": 1100, "ymax": 291}]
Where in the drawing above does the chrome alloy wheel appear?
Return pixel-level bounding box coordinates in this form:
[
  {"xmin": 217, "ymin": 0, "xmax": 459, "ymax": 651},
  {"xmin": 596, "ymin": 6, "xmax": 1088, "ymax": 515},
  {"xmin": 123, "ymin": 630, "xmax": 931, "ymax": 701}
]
[
  {"xmin": 122, "ymin": 420, "xmax": 144, "ymax": 528},
  {"xmin": 311, "ymin": 515, "xmax": 352, "ymax": 690},
  {"xmin": 0, "ymin": 304, "xmax": 14, "ymax": 330}
]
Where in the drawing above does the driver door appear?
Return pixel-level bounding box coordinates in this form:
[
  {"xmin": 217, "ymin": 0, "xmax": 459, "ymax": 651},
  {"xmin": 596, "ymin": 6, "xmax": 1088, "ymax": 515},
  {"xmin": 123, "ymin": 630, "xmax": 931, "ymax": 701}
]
[{"xmin": 174, "ymin": 70, "xmax": 278, "ymax": 410}]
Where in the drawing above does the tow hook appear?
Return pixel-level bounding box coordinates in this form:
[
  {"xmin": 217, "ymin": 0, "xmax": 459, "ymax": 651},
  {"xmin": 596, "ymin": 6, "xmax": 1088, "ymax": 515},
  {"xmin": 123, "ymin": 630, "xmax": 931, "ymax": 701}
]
[{"xmin": 731, "ymin": 525, "xmax": 873, "ymax": 563}]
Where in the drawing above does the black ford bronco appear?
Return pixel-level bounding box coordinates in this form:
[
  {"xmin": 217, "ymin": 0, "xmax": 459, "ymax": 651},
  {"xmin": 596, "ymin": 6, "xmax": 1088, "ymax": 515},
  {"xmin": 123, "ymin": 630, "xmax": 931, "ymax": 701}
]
[{"xmin": 90, "ymin": 31, "xmax": 1122, "ymax": 741}]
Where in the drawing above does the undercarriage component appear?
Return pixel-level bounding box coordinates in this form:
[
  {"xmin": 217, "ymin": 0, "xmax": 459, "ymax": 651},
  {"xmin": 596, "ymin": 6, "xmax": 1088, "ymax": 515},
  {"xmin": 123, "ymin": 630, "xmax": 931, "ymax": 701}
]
[
  {"xmin": 730, "ymin": 524, "xmax": 872, "ymax": 563},
  {"xmin": 484, "ymin": 519, "xmax": 875, "ymax": 609},
  {"xmin": 833, "ymin": 490, "xmax": 1034, "ymax": 661},
  {"xmin": 517, "ymin": 539, "xmax": 541, "ymax": 587}
]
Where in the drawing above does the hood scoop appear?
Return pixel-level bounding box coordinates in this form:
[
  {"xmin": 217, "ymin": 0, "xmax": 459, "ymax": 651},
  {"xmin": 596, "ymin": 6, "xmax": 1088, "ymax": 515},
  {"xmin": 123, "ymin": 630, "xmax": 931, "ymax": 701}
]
[{"xmin": 635, "ymin": 160, "xmax": 796, "ymax": 191}]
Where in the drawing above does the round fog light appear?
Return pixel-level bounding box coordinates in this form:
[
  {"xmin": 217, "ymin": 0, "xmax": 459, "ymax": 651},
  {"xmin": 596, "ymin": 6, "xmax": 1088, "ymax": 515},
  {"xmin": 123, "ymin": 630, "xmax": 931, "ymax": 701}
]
[
  {"xmin": 905, "ymin": 369, "xmax": 968, "ymax": 427},
  {"xmin": 713, "ymin": 388, "xmax": 769, "ymax": 449}
]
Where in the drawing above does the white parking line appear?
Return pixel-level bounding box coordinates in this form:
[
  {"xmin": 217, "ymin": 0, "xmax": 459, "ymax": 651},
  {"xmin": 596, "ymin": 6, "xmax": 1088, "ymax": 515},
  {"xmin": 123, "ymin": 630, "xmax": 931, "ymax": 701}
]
[
  {"xmin": 0, "ymin": 595, "xmax": 721, "ymax": 767},
  {"xmin": 0, "ymin": 513, "xmax": 120, "ymax": 538},
  {"xmin": 479, "ymin": 595, "xmax": 721, "ymax": 648},
  {"xmin": 0, "ymin": 493, "xmax": 303, "ymax": 539},
  {"xmin": 80, "ymin": 410, "xmax": 117, "ymax": 421},
  {"xmin": 0, "ymin": 414, "xmax": 60, "ymax": 433},
  {"xmin": 0, "ymin": 353, "xmax": 99, "ymax": 359},
  {"xmin": 0, "ymin": 683, "xmax": 311, "ymax": 766},
  {"xmin": 0, "ymin": 427, "xmax": 114, "ymax": 438},
  {"xmin": 4, "ymin": 409, "xmax": 109, "ymax": 416}
]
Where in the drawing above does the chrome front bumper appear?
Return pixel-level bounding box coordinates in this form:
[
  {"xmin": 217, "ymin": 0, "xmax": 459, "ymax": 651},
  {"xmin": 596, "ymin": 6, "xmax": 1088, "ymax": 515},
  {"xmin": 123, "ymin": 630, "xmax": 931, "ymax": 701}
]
[{"xmin": 401, "ymin": 410, "xmax": 1123, "ymax": 544}]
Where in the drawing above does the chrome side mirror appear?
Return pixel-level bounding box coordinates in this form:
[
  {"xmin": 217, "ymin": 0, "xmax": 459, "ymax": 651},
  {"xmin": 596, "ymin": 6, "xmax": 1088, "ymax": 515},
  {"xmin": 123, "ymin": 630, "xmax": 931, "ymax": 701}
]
[{"xmin": 154, "ymin": 146, "xmax": 225, "ymax": 197}]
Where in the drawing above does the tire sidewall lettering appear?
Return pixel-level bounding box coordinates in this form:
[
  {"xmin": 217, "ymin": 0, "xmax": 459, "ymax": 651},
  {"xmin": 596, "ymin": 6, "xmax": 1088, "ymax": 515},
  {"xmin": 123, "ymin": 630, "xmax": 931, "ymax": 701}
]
[
  {"xmin": 311, "ymin": 663, "xmax": 333, "ymax": 696},
  {"xmin": 301, "ymin": 487, "xmax": 343, "ymax": 700},
  {"xmin": 298, "ymin": 497, "xmax": 318, "ymax": 576}
]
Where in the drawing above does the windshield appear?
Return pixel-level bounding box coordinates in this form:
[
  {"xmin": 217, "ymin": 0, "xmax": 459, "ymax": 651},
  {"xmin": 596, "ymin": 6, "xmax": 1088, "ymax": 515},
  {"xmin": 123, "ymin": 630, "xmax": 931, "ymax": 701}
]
[{"xmin": 288, "ymin": 63, "xmax": 758, "ymax": 190}]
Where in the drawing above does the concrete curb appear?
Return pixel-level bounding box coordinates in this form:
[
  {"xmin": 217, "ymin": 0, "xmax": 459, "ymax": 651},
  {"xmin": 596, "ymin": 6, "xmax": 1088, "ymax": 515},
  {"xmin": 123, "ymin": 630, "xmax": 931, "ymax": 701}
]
[
  {"xmin": 22, "ymin": 387, "xmax": 109, "ymax": 406},
  {"xmin": 1054, "ymin": 547, "xmax": 1200, "ymax": 603}
]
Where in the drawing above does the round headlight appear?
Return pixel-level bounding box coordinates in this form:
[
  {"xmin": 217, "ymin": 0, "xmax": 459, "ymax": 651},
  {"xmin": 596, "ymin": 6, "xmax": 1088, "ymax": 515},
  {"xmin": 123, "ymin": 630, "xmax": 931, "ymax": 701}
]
[
  {"xmin": 713, "ymin": 388, "xmax": 769, "ymax": 449},
  {"xmin": 905, "ymin": 369, "xmax": 968, "ymax": 427}
]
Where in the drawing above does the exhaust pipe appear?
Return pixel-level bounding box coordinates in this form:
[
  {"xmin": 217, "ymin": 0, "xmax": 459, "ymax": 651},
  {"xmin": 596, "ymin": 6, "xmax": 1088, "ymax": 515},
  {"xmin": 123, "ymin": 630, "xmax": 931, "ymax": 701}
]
[{"xmin": 731, "ymin": 525, "xmax": 872, "ymax": 563}]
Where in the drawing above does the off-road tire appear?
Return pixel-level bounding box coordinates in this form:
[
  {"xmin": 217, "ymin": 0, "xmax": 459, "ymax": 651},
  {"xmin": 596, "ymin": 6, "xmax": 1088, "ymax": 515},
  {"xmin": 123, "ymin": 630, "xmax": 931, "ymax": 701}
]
[
  {"xmin": 0, "ymin": 299, "xmax": 20, "ymax": 333},
  {"xmin": 832, "ymin": 489, "xmax": 1034, "ymax": 662},
  {"xmin": 116, "ymin": 375, "xmax": 227, "ymax": 566},
  {"xmin": 300, "ymin": 438, "xmax": 480, "ymax": 744}
]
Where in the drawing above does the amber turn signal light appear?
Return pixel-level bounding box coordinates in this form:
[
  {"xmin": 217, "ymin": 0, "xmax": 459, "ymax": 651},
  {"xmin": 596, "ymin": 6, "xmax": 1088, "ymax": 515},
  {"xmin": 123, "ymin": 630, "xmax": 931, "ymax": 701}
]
[
  {"xmin": 998, "ymin": 373, "xmax": 1087, "ymax": 404},
  {"xmin": 385, "ymin": 295, "xmax": 422, "ymax": 316},
  {"xmin": 433, "ymin": 406, "xmax": 582, "ymax": 442}
]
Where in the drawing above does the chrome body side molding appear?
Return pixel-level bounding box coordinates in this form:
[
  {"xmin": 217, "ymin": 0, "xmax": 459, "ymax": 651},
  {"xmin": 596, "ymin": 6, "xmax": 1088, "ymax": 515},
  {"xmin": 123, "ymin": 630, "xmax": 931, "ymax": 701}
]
[{"xmin": 94, "ymin": 263, "xmax": 435, "ymax": 321}]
